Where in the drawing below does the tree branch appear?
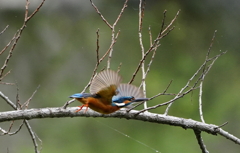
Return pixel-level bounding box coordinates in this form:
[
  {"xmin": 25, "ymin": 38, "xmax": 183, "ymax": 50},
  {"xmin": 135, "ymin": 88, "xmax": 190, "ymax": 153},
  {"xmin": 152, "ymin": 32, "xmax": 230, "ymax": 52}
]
[{"xmin": 0, "ymin": 107, "xmax": 239, "ymax": 145}]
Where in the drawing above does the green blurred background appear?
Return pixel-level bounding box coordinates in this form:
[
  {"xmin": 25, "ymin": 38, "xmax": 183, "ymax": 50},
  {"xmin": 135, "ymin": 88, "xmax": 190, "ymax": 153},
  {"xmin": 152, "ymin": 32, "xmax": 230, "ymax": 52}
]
[{"xmin": 0, "ymin": 0, "xmax": 240, "ymax": 152}]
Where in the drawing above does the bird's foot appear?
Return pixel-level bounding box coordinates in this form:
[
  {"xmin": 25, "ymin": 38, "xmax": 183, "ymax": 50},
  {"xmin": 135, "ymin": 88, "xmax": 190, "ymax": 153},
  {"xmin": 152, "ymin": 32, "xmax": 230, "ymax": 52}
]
[{"xmin": 75, "ymin": 104, "xmax": 89, "ymax": 113}]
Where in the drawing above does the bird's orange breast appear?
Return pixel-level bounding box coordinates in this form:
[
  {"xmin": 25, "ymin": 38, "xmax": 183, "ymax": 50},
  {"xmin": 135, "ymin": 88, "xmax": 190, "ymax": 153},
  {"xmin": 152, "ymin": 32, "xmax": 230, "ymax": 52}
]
[{"xmin": 86, "ymin": 97, "xmax": 119, "ymax": 114}]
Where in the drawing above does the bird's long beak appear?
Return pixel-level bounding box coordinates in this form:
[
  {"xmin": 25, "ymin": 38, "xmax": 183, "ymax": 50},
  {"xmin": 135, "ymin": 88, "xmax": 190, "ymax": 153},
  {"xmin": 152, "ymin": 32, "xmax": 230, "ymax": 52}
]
[{"xmin": 131, "ymin": 98, "xmax": 149, "ymax": 102}]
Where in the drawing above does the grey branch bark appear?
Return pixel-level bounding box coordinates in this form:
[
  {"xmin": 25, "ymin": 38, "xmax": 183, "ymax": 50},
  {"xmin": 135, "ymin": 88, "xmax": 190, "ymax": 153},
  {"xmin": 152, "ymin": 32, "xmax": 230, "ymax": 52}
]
[{"xmin": 0, "ymin": 107, "xmax": 239, "ymax": 145}]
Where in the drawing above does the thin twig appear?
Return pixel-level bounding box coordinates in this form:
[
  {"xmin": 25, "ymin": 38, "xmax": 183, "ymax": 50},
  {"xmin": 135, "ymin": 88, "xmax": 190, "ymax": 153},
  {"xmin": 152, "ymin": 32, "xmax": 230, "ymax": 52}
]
[
  {"xmin": 96, "ymin": 29, "xmax": 100, "ymax": 63},
  {"xmin": 160, "ymin": 10, "xmax": 180, "ymax": 35},
  {"xmin": 107, "ymin": 30, "xmax": 120, "ymax": 69},
  {"xmin": 138, "ymin": 26, "xmax": 158, "ymax": 88},
  {"xmin": 0, "ymin": 0, "xmax": 46, "ymax": 80},
  {"xmin": 0, "ymin": 1, "xmax": 46, "ymax": 153},
  {"xmin": 199, "ymin": 30, "xmax": 218, "ymax": 123},
  {"xmin": 0, "ymin": 90, "xmax": 42, "ymax": 153},
  {"xmin": 194, "ymin": 130, "xmax": 209, "ymax": 153},
  {"xmin": 160, "ymin": 10, "xmax": 167, "ymax": 35},
  {"xmin": 148, "ymin": 26, "xmax": 153, "ymax": 46},
  {"xmin": 62, "ymin": 99, "xmax": 75, "ymax": 109},
  {"xmin": 0, "ymin": 30, "xmax": 17, "ymax": 56},
  {"xmin": 24, "ymin": 120, "xmax": 42, "ymax": 153},
  {"xmin": 79, "ymin": 30, "xmax": 121, "ymax": 95},
  {"xmin": 214, "ymin": 121, "xmax": 228, "ymax": 129},
  {"xmin": 138, "ymin": 0, "xmax": 146, "ymax": 32},
  {"xmin": 137, "ymin": 87, "xmax": 198, "ymax": 115},
  {"xmin": 90, "ymin": 0, "xmax": 112, "ymax": 29},
  {"xmin": 0, "ymin": 121, "xmax": 24, "ymax": 136},
  {"xmin": 129, "ymin": 10, "xmax": 180, "ymax": 84},
  {"xmin": 113, "ymin": 0, "xmax": 129, "ymax": 27},
  {"xmin": 199, "ymin": 80, "xmax": 205, "ymax": 122},
  {"xmin": 149, "ymin": 80, "xmax": 173, "ymax": 100},
  {"xmin": 22, "ymin": 85, "xmax": 40, "ymax": 109},
  {"xmin": 128, "ymin": 80, "xmax": 173, "ymax": 111},
  {"xmin": 0, "ymin": 91, "xmax": 17, "ymax": 109},
  {"xmin": 139, "ymin": 44, "xmax": 159, "ymax": 89},
  {"xmin": 25, "ymin": 0, "xmax": 46, "ymax": 24},
  {"xmin": 138, "ymin": 0, "xmax": 148, "ymax": 109},
  {"xmin": 0, "ymin": 70, "xmax": 11, "ymax": 81},
  {"xmin": 164, "ymin": 50, "xmax": 226, "ymax": 115},
  {"xmin": 0, "ymin": 25, "xmax": 9, "ymax": 36},
  {"xmin": 107, "ymin": 0, "xmax": 128, "ymax": 69},
  {"xmin": 16, "ymin": 83, "xmax": 22, "ymax": 109},
  {"xmin": 158, "ymin": 53, "xmax": 223, "ymax": 116}
]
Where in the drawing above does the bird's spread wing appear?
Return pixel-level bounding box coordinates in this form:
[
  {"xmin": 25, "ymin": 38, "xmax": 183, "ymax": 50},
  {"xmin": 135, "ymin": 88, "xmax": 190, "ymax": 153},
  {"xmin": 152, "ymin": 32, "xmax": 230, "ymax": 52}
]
[
  {"xmin": 90, "ymin": 70, "xmax": 122, "ymax": 105},
  {"xmin": 115, "ymin": 83, "xmax": 144, "ymax": 98}
]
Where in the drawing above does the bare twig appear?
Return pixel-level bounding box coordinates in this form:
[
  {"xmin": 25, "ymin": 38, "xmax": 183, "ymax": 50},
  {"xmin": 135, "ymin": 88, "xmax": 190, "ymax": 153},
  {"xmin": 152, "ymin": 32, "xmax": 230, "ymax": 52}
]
[
  {"xmin": 138, "ymin": 0, "xmax": 148, "ymax": 109},
  {"xmin": 160, "ymin": 10, "xmax": 167, "ymax": 35},
  {"xmin": 62, "ymin": 99, "xmax": 75, "ymax": 109},
  {"xmin": 138, "ymin": 0, "xmax": 146, "ymax": 32},
  {"xmin": 128, "ymin": 80, "xmax": 173, "ymax": 112},
  {"xmin": 112, "ymin": 0, "xmax": 129, "ymax": 27},
  {"xmin": 22, "ymin": 85, "xmax": 40, "ymax": 109},
  {"xmin": 0, "ymin": 0, "xmax": 46, "ymax": 80},
  {"xmin": 214, "ymin": 122, "xmax": 228, "ymax": 129},
  {"xmin": 90, "ymin": 0, "xmax": 127, "ymax": 69},
  {"xmin": 0, "ymin": 30, "xmax": 17, "ymax": 56},
  {"xmin": 139, "ymin": 44, "xmax": 159, "ymax": 89},
  {"xmin": 0, "ymin": 25, "xmax": 9, "ymax": 36},
  {"xmin": 194, "ymin": 130, "xmax": 209, "ymax": 153},
  {"xmin": 160, "ymin": 10, "xmax": 180, "ymax": 36},
  {"xmin": 0, "ymin": 91, "xmax": 17, "ymax": 109},
  {"xmin": 199, "ymin": 30, "xmax": 217, "ymax": 123},
  {"xmin": 16, "ymin": 83, "xmax": 22, "ymax": 109},
  {"xmin": 96, "ymin": 29, "xmax": 100, "ymax": 63},
  {"xmin": 80, "ymin": 30, "xmax": 121, "ymax": 94},
  {"xmin": 149, "ymin": 80, "xmax": 173, "ymax": 100},
  {"xmin": 164, "ymin": 49, "xmax": 227, "ymax": 115},
  {"xmin": 107, "ymin": 1, "xmax": 128, "ymax": 69},
  {"xmin": 90, "ymin": 0, "xmax": 112, "ymax": 29},
  {"xmin": 148, "ymin": 26, "xmax": 153, "ymax": 46},
  {"xmin": 0, "ymin": 90, "xmax": 42, "ymax": 153},
  {"xmin": 24, "ymin": 0, "xmax": 46, "ymax": 24},
  {"xmin": 24, "ymin": 120, "xmax": 42, "ymax": 153},
  {"xmin": 129, "ymin": 10, "xmax": 180, "ymax": 84},
  {"xmin": 107, "ymin": 30, "xmax": 120, "ymax": 69},
  {"xmin": 0, "ymin": 121, "xmax": 24, "ymax": 136},
  {"xmin": 0, "ymin": 70, "xmax": 11, "ymax": 81},
  {"xmin": 0, "ymin": 1, "xmax": 46, "ymax": 153}
]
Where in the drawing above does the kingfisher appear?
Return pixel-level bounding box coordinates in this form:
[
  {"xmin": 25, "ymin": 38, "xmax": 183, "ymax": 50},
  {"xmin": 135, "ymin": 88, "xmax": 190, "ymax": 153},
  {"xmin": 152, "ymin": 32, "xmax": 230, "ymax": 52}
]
[{"xmin": 69, "ymin": 70, "xmax": 148, "ymax": 114}]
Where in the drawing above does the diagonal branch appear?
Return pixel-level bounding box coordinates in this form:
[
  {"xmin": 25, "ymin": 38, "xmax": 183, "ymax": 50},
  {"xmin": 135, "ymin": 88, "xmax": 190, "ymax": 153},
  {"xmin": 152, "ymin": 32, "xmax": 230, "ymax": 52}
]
[
  {"xmin": 0, "ymin": 25, "xmax": 9, "ymax": 36},
  {"xmin": 90, "ymin": 0, "xmax": 112, "ymax": 29}
]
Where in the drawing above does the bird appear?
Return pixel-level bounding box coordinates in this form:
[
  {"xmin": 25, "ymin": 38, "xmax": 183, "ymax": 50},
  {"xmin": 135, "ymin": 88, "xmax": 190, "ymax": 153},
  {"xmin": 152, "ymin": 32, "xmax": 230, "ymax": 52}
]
[{"xmin": 69, "ymin": 70, "xmax": 148, "ymax": 114}]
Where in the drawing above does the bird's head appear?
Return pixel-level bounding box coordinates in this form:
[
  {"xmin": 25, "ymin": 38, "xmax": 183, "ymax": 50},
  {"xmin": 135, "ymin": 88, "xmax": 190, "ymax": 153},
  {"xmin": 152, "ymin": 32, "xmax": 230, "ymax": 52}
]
[{"xmin": 112, "ymin": 96, "xmax": 148, "ymax": 108}]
